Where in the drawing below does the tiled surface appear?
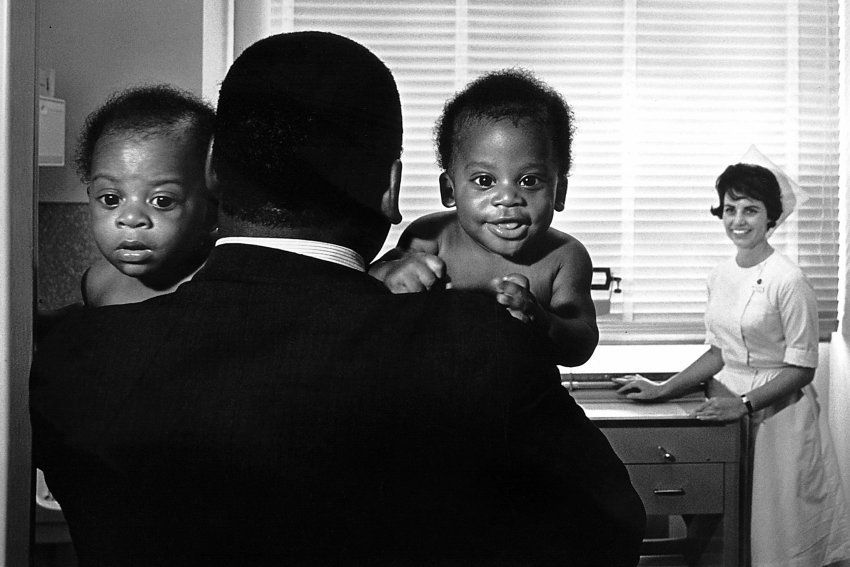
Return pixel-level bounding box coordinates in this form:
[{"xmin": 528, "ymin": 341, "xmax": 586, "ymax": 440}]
[{"xmin": 37, "ymin": 202, "xmax": 99, "ymax": 310}]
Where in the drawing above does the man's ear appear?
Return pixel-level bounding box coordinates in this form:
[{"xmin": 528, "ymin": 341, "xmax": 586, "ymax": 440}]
[
  {"xmin": 439, "ymin": 172, "xmax": 456, "ymax": 207},
  {"xmin": 380, "ymin": 159, "xmax": 402, "ymax": 224},
  {"xmin": 204, "ymin": 137, "xmax": 220, "ymax": 199},
  {"xmin": 554, "ymin": 176, "xmax": 568, "ymax": 212}
]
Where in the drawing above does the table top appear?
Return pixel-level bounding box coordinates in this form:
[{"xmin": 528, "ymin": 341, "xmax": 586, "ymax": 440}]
[{"xmin": 578, "ymin": 399, "xmax": 706, "ymax": 421}]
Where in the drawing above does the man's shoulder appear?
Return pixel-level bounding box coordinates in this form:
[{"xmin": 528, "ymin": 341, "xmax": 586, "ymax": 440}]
[
  {"xmin": 385, "ymin": 289, "xmax": 548, "ymax": 353},
  {"xmin": 380, "ymin": 289, "xmax": 560, "ymax": 388}
]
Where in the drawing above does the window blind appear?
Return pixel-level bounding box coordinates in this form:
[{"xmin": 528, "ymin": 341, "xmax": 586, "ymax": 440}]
[{"xmin": 235, "ymin": 0, "xmax": 840, "ymax": 343}]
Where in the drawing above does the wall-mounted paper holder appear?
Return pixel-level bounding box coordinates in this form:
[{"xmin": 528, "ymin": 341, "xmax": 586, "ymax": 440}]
[
  {"xmin": 38, "ymin": 96, "xmax": 65, "ymax": 167},
  {"xmin": 591, "ymin": 267, "xmax": 621, "ymax": 315}
]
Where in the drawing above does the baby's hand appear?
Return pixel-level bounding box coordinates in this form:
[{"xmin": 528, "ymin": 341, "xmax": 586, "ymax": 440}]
[
  {"xmin": 379, "ymin": 252, "xmax": 446, "ymax": 294},
  {"xmin": 490, "ymin": 274, "xmax": 539, "ymax": 323}
]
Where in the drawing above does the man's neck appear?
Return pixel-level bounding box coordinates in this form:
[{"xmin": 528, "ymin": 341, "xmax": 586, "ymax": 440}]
[{"xmin": 217, "ymin": 217, "xmax": 324, "ymax": 240}]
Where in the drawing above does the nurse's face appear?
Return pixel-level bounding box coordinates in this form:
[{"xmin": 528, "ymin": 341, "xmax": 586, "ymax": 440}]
[{"xmin": 722, "ymin": 193, "xmax": 770, "ymax": 251}]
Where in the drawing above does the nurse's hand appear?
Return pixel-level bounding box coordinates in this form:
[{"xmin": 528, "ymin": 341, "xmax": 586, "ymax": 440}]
[
  {"xmin": 614, "ymin": 375, "xmax": 666, "ymax": 401},
  {"xmin": 690, "ymin": 396, "xmax": 748, "ymax": 422}
]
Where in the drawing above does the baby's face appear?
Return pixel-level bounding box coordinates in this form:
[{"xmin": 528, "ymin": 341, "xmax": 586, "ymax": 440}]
[
  {"xmin": 442, "ymin": 117, "xmax": 561, "ymax": 260},
  {"xmin": 87, "ymin": 130, "xmax": 214, "ymax": 281}
]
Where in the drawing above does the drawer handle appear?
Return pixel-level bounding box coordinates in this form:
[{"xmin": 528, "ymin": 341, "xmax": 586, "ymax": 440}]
[
  {"xmin": 657, "ymin": 446, "xmax": 676, "ymax": 462},
  {"xmin": 653, "ymin": 488, "xmax": 686, "ymax": 496}
]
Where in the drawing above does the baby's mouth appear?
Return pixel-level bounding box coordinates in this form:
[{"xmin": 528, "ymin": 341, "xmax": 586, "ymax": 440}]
[
  {"xmin": 115, "ymin": 241, "xmax": 153, "ymax": 263},
  {"xmin": 487, "ymin": 219, "xmax": 529, "ymax": 239}
]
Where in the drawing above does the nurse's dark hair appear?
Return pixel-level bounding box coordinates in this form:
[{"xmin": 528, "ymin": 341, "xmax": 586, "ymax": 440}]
[
  {"xmin": 710, "ymin": 163, "xmax": 783, "ymax": 229},
  {"xmin": 434, "ymin": 68, "xmax": 574, "ymax": 185},
  {"xmin": 75, "ymin": 84, "xmax": 215, "ymax": 184}
]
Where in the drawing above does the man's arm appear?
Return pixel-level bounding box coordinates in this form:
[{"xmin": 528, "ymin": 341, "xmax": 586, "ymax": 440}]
[{"xmin": 498, "ymin": 321, "xmax": 645, "ymax": 565}]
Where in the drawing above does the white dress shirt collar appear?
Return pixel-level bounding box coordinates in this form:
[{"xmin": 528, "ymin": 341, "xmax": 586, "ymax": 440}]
[{"xmin": 215, "ymin": 237, "xmax": 366, "ymax": 273}]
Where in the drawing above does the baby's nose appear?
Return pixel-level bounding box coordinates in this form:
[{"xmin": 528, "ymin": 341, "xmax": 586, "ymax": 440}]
[
  {"xmin": 116, "ymin": 205, "xmax": 152, "ymax": 229},
  {"xmin": 492, "ymin": 185, "xmax": 523, "ymax": 206}
]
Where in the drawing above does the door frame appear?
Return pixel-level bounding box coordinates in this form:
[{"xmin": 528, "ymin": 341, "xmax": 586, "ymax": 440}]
[{"xmin": 0, "ymin": 0, "xmax": 36, "ymax": 564}]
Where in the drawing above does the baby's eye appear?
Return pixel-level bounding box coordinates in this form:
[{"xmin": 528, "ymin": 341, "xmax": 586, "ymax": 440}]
[
  {"xmin": 150, "ymin": 195, "xmax": 178, "ymax": 210},
  {"xmin": 519, "ymin": 175, "xmax": 542, "ymax": 188},
  {"xmin": 472, "ymin": 174, "xmax": 495, "ymax": 188},
  {"xmin": 96, "ymin": 194, "xmax": 120, "ymax": 208}
]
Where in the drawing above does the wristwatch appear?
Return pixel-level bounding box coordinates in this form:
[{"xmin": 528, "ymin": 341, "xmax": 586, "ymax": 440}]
[{"xmin": 740, "ymin": 394, "xmax": 754, "ymax": 415}]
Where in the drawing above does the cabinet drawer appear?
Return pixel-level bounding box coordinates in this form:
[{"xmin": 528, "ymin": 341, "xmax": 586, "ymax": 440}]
[
  {"xmin": 627, "ymin": 463, "xmax": 724, "ymax": 515},
  {"xmin": 601, "ymin": 425, "xmax": 736, "ymax": 464}
]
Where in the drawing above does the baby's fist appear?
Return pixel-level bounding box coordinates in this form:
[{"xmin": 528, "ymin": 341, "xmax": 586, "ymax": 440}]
[
  {"xmin": 381, "ymin": 252, "xmax": 446, "ymax": 294},
  {"xmin": 490, "ymin": 274, "xmax": 534, "ymax": 323}
]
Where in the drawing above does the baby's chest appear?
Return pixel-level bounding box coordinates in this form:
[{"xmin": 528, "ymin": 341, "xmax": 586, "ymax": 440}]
[{"xmin": 441, "ymin": 252, "xmax": 555, "ymax": 302}]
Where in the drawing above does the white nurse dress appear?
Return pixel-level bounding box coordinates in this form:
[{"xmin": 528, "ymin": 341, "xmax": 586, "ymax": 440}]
[{"xmin": 705, "ymin": 251, "xmax": 850, "ymax": 567}]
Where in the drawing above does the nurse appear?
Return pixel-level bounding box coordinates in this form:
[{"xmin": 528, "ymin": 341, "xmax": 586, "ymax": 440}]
[{"xmin": 617, "ymin": 162, "xmax": 850, "ymax": 567}]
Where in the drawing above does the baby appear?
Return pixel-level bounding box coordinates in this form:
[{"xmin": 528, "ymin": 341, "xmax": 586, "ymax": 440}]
[
  {"xmin": 77, "ymin": 85, "xmax": 217, "ymax": 307},
  {"xmin": 370, "ymin": 69, "xmax": 597, "ymax": 366}
]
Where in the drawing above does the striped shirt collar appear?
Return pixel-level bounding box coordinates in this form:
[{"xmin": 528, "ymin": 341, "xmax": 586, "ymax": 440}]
[{"xmin": 215, "ymin": 237, "xmax": 366, "ymax": 273}]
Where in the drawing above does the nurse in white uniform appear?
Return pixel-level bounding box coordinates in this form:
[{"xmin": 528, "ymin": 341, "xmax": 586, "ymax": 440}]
[{"xmin": 617, "ymin": 162, "xmax": 850, "ymax": 567}]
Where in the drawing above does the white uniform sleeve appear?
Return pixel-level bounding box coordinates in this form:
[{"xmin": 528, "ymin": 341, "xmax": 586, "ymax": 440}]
[
  {"xmin": 778, "ymin": 271, "xmax": 819, "ymax": 368},
  {"xmin": 704, "ymin": 268, "xmax": 721, "ymax": 348}
]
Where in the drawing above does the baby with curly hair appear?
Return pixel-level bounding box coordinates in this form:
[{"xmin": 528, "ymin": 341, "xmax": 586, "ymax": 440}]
[
  {"xmin": 76, "ymin": 84, "xmax": 217, "ymax": 307},
  {"xmin": 369, "ymin": 69, "xmax": 597, "ymax": 366}
]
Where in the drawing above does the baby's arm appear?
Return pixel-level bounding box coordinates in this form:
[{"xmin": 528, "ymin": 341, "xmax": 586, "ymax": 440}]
[
  {"xmin": 368, "ymin": 215, "xmax": 447, "ymax": 293},
  {"xmin": 490, "ymin": 242, "xmax": 598, "ymax": 367},
  {"xmin": 81, "ymin": 257, "xmax": 118, "ymax": 308}
]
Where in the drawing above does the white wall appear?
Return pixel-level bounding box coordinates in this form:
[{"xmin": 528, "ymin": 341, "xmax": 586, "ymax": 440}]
[
  {"xmin": 37, "ymin": 0, "xmax": 206, "ymax": 202},
  {"xmin": 831, "ymin": 0, "xmax": 850, "ymax": 501}
]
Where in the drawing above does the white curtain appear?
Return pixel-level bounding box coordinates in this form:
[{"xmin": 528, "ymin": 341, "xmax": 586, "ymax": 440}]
[{"xmin": 232, "ymin": 0, "xmax": 841, "ymax": 343}]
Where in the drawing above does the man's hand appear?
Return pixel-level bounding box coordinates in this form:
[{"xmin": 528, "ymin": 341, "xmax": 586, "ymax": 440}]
[
  {"xmin": 376, "ymin": 252, "xmax": 446, "ymax": 293},
  {"xmin": 490, "ymin": 274, "xmax": 542, "ymax": 323}
]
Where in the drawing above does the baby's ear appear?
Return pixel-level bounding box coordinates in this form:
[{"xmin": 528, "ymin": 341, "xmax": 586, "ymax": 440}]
[
  {"xmin": 204, "ymin": 137, "xmax": 220, "ymax": 199},
  {"xmin": 439, "ymin": 172, "xmax": 456, "ymax": 208},
  {"xmin": 554, "ymin": 176, "xmax": 568, "ymax": 212}
]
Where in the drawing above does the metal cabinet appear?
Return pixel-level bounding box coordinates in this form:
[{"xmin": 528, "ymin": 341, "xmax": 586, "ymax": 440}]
[{"xmin": 583, "ymin": 404, "xmax": 743, "ymax": 566}]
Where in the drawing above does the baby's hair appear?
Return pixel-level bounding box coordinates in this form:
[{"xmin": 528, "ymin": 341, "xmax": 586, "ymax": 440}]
[
  {"xmin": 710, "ymin": 163, "xmax": 783, "ymax": 228},
  {"xmin": 435, "ymin": 68, "xmax": 575, "ymax": 182},
  {"xmin": 76, "ymin": 84, "xmax": 215, "ymax": 183}
]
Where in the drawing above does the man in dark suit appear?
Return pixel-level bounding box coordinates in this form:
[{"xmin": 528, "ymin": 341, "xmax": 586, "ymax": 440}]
[{"xmin": 31, "ymin": 32, "xmax": 644, "ymax": 566}]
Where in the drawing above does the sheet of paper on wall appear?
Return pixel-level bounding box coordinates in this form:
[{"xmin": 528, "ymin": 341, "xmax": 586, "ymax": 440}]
[{"xmin": 38, "ymin": 96, "xmax": 65, "ymax": 167}]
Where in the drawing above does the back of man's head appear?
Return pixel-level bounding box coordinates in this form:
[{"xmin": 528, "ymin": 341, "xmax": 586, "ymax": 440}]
[{"xmin": 211, "ymin": 32, "xmax": 403, "ymax": 245}]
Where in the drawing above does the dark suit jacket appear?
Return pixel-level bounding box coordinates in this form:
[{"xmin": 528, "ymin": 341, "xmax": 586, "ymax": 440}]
[{"xmin": 31, "ymin": 244, "xmax": 645, "ymax": 566}]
